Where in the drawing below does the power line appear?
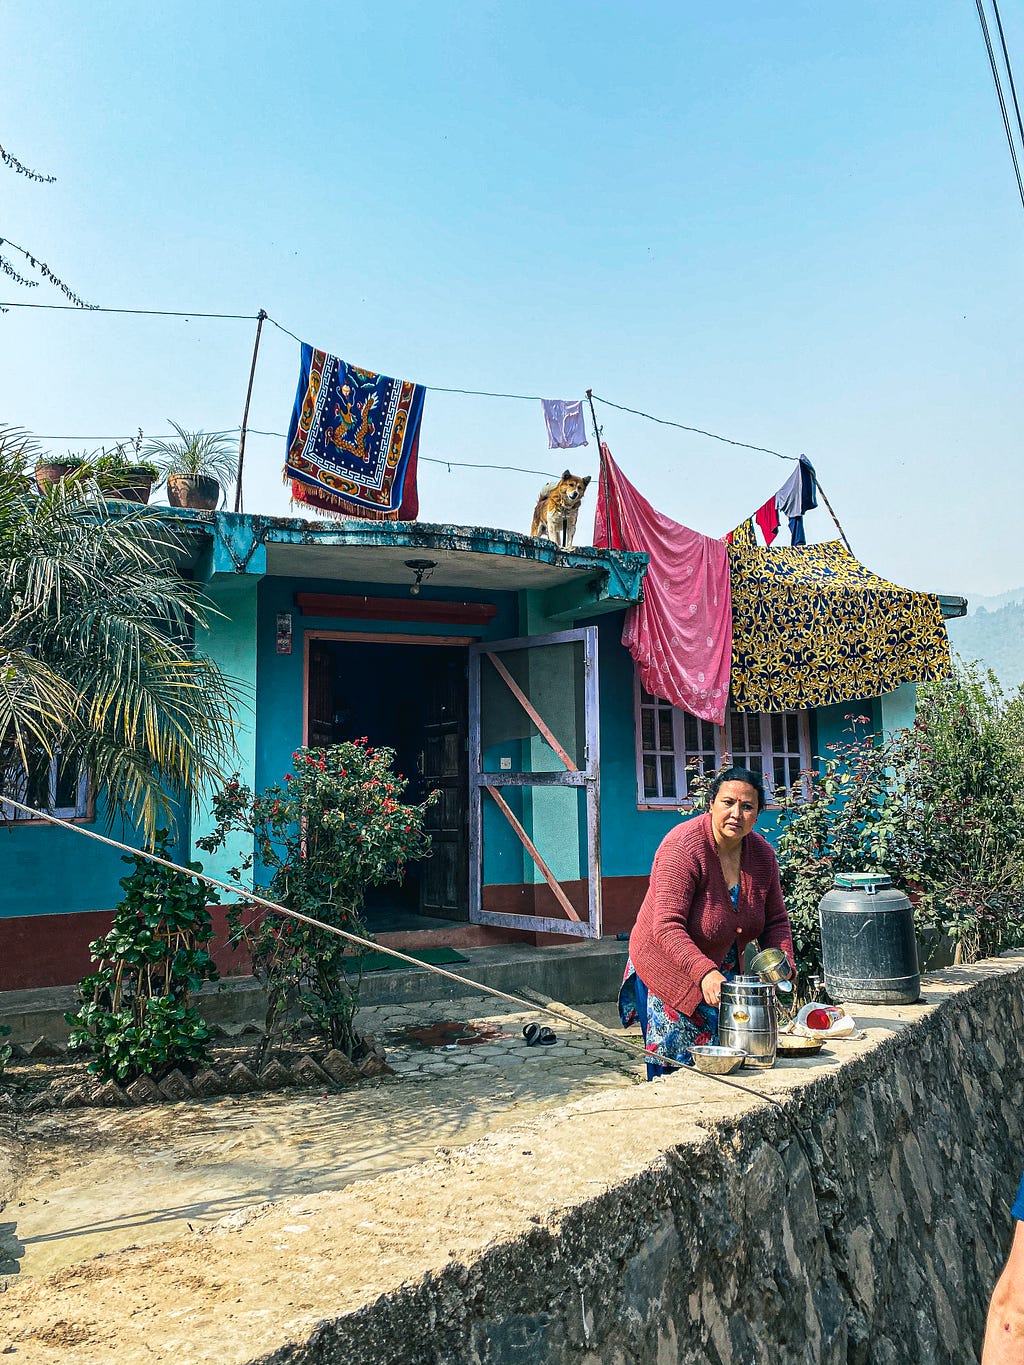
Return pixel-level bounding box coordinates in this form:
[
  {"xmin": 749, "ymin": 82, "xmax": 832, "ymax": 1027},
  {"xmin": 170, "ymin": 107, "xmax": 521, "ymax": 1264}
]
[
  {"xmin": 5, "ymin": 297, "xmax": 825, "ymax": 474},
  {"xmin": 0, "ymin": 299, "xmax": 260, "ymax": 321},
  {"xmin": 264, "ymin": 314, "xmax": 302, "ymax": 344},
  {"xmin": 591, "ymin": 393, "xmax": 799, "ymax": 463},
  {"xmin": 991, "ymin": 0, "xmax": 1024, "ymax": 159},
  {"xmin": 974, "ymin": 0, "xmax": 1024, "ymax": 211},
  {"xmin": 30, "ymin": 428, "xmax": 560, "ymax": 480}
]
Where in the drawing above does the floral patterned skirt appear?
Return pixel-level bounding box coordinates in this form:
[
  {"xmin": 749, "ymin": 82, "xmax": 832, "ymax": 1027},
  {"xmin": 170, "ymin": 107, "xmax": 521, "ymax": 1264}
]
[{"xmin": 618, "ymin": 943, "xmax": 740, "ymax": 1079}]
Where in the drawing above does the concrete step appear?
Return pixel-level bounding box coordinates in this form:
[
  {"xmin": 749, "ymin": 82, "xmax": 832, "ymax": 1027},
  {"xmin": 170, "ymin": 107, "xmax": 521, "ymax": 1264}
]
[{"xmin": 0, "ymin": 940, "xmax": 629, "ymax": 1046}]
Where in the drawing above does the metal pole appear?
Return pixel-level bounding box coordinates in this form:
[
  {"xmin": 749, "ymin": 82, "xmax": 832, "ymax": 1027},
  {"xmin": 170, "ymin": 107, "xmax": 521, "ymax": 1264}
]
[
  {"xmin": 234, "ymin": 308, "xmax": 267, "ymax": 514},
  {"xmin": 813, "ymin": 476, "xmax": 854, "ymax": 556},
  {"xmin": 586, "ymin": 388, "xmax": 625, "ymax": 549}
]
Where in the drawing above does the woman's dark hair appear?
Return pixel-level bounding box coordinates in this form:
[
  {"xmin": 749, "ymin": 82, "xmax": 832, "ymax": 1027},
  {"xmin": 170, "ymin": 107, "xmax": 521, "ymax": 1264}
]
[{"xmin": 706, "ymin": 765, "xmax": 765, "ymax": 814}]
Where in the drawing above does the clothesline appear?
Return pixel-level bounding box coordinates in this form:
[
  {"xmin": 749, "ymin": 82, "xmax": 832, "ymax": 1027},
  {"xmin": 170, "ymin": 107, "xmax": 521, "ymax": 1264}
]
[{"xmin": 2, "ymin": 296, "xmax": 813, "ymax": 472}]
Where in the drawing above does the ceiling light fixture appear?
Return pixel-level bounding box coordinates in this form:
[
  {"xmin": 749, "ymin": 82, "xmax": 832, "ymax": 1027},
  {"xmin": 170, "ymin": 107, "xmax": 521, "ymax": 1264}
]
[{"xmin": 405, "ymin": 558, "xmax": 437, "ymax": 596}]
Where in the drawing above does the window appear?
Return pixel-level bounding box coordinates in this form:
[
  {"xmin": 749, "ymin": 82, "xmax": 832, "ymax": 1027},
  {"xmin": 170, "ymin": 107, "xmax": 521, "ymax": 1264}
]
[
  {"xmin": 635, "ymin": 678, "xmax": 811, "ymax": 807},
  {"xmin": 1, "ymin": 749, "xmax": 90, "ymax": 822}
]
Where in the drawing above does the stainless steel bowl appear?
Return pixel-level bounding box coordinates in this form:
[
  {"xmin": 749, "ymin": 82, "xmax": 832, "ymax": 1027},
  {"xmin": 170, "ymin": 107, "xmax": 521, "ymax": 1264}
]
[{"xmin": 690, "ymin": 1044, "xmax": 747, "ymax": 1075}]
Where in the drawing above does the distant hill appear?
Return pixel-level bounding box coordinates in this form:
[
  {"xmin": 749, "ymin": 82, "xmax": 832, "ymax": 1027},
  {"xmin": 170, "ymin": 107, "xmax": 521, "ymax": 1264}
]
[
  {"xmin": 966, "ymin": 586, "xmax": 1024, "ymax": 616},
  {"xmin": 946, "ymin": 599, "xmax": 1024, "ymax": 694}
]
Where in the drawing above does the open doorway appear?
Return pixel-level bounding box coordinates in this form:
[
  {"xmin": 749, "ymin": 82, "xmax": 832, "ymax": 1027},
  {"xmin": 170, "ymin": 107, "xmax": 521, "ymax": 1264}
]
[{"xmin": 305, "ymin": 636, "xmax": 470, "ymax": 932}]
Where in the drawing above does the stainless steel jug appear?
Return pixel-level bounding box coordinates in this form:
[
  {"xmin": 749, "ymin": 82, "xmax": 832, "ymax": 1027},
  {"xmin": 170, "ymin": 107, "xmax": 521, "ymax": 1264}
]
[{"xmin": 719, "ymin": 975, "xmax": 777, "ymax": 1069}]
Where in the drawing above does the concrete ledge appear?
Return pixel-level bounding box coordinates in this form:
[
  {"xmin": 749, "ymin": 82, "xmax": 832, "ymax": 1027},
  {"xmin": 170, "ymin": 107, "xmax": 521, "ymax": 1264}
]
[{"xmin": 4, "ymin": 955, "xmax": 1022, "ymax": 1363}]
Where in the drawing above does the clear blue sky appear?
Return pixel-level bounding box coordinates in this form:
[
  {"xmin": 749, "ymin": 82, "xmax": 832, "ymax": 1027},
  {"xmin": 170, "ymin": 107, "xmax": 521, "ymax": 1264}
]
[{"xmin": 2, "ymin": 1, "xmax": 1022, "ymax": 596}]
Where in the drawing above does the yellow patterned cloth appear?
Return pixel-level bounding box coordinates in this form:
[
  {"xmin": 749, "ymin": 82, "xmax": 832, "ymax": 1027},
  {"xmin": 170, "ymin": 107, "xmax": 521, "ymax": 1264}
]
[
  {"xmin": 728, "ymin": 540, "xmax": 952, "ymax": 713},
  {"xmin": 726, "ymin": 517, "xmax": 758, "ymax": 549}
]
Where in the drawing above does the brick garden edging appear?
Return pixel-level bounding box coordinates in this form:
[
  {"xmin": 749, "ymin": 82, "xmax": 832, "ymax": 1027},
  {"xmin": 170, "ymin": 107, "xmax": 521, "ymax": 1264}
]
[{"xmin": 11, "ymin": 1031, "xmax": 391, "ymax": 1112}]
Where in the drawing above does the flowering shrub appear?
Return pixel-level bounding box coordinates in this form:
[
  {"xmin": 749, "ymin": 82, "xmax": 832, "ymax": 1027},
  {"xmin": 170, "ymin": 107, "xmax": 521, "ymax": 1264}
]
[
  {"xmin": 773, "ymin": 666, "xmax": 1024, "ymax": 992},
  {"xmin": 773, "ymin": 718, "xmax": 896, "ymax": 993},
  {"xmin": 198, "ymin": 740, "xmax": 436, "ymax": 1061},
  {"xmin": 883, "ymin": 666, "xmax": 1024, "ymax": 964}
]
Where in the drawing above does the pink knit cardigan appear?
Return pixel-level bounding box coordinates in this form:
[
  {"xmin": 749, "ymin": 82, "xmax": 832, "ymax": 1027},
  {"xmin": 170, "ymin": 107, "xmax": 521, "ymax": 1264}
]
[{"xmin": 627, "ymin": 812, "xmax": 794, "ymax": 1017}]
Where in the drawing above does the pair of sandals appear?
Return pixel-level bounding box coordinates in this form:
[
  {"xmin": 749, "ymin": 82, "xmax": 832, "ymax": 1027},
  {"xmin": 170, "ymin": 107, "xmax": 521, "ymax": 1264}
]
[{"xmin": 522, "ymin": 1023, "xmax": 557, "ymax": 1047}]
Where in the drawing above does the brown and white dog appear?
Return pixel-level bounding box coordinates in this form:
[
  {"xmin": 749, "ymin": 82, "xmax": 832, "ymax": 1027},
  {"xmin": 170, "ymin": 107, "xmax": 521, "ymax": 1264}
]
[{"xmin": 530, "ymin": 470, "xmax": 592, "ymax": 549}]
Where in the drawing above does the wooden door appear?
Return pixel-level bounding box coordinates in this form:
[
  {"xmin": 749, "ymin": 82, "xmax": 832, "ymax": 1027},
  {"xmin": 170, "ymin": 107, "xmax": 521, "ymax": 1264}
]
[
  {"xmin": 307, "ymin": 641, "xmax": 335, "ymax": 747},
  {"xmin": 419, "ymin": 651, "xmax": 469, "ymax": 919}
]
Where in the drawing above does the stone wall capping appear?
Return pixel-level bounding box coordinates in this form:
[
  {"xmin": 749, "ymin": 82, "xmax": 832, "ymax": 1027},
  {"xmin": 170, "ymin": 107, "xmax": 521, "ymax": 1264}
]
[{"xmin": 3, "ymin": 955, "xmax": 1023, "ymax": 1363}]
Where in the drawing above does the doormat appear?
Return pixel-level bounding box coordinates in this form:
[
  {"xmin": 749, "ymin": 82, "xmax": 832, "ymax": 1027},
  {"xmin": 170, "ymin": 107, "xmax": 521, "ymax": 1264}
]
[{"xmin": 345, "ymin": 946, "xmax": 470, "ymax": 975}]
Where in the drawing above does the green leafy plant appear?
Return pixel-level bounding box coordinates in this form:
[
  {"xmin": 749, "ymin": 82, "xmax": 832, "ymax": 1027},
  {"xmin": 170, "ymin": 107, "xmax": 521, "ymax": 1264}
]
[
  {"xmin": 0, "ymin": 1025, "xmax": 12, "ymax": 1077},
  {"xmin": 66, "ymin": 834, "xmax": 220, "ymax": 1082},
  {"xmin": 198, "ymin": 741, "xmax": 436, "ymax": 1065},
  {"xmin": 884, "ymin": 665, "xmax": 1024, "ymax": 964},
  {"xmin": 92, "ymin": 443, "xmax": 159, "ymax": 482}
]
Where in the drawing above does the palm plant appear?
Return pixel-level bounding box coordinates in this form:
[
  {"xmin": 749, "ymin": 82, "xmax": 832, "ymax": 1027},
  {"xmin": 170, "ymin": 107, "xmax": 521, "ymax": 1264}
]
[
  {"xmin": 0, "ymin": 426, "xmax": 241, "ymax": 841},
  {"xmin": 144, "ymin": 423, "xmax": 238, "ymax": 501}
]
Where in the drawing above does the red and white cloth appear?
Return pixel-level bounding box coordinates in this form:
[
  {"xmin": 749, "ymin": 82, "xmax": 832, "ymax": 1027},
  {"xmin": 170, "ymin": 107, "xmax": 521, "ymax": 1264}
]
[{"xmin": 593, "ymin": 446, "xmax": 732, "ymax": 725}]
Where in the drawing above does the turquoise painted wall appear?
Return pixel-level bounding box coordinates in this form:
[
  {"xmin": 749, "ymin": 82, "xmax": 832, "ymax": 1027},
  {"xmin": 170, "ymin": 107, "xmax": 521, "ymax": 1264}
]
[
  {"xmin": 253, "ymin": 575, "xmax": 523, "ymax": 889},
  {"xmin": 0, "ymin": 547, "xmax": 920, "ymax": 929},
  {"xmin": 190, "ymin": 573, "xmax": 260, "ymax": 885},
  {"xmin": 0, "ymin": 790, "xmax": 189, "ymax": 921}
]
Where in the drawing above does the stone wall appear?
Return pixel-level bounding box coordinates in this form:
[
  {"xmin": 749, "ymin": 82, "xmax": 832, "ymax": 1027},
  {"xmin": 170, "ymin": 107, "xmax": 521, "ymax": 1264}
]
[
  {"xmin": 3, "ymin": 959, "xmax": 1022, "ymax": 1365},
  {"xmin": 258, "ymin": 960, "xmax": 1024, "ymax": 1365}
]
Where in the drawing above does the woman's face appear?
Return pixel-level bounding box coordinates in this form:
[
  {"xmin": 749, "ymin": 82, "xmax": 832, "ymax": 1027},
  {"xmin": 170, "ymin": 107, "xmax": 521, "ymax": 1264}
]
[{"xmin": 710, "ymin": 780, "xmax": 760, "ymax": 844}]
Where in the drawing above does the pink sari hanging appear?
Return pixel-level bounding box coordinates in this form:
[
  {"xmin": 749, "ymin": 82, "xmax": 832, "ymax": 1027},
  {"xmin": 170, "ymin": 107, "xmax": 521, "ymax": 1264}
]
[{"xmin": 593, "ymin": 446, "xmax": 732, "ymax": 725}]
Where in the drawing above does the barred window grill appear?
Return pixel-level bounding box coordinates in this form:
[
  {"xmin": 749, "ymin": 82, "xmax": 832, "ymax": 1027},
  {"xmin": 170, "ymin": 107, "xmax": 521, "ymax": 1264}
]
[
  {"xmin": 1, "ymin": 749, "xmax": 89, "ymax": 821},
  {"xmin": 635, "ymin": 674, "xmax": 810, "ymax": 807}
]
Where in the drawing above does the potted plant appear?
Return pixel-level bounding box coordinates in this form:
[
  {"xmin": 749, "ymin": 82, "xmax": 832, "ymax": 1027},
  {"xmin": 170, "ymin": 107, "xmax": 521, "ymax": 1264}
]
[
  {"xmin": 144, "ymin": 423, "xmax": 237, "ymax": 511},
  {"xmin": 92, "ymin": 444, "xmax": 159, "ymax": 505},
  {"xmin": 34, "ymin": 452, "xmax": 87, "ymax": 493}
]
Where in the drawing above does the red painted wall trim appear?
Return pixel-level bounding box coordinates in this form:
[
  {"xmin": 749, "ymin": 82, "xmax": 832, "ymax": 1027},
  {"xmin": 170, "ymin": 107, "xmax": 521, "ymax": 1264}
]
[
  {"xmin": 294, "ymin": 593, "xmax": 497, "ymax": 625},
  {"xmin": 0, "ymin": 879, "xmax": 648, "ymax": 991},
  {"xmin": 0, "ymin": 907, "xmax": 251, "ymax": 992}
]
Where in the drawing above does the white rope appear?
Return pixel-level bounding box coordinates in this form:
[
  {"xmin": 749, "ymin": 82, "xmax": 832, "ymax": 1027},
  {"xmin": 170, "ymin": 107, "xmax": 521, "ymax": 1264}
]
[{"xmin": 1, "ymin": 795, "xmax": 784, "ymax": 1108}]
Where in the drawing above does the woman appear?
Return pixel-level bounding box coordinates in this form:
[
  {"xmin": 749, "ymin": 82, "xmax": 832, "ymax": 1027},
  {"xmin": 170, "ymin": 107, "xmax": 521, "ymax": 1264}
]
[{"xmin": 619, "ymin": 766, "xmax": 795, "ymax": 1079}]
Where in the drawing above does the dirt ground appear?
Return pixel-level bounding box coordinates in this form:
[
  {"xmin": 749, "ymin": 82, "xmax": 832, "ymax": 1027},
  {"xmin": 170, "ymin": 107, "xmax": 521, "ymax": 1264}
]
[
  {"xmin": 0, "ymin": 962, "xmax": 952, "ymax": 1365},
  {"xmin": 0, "ymin": 995, "xmax": 638, "ymax": 1282}
]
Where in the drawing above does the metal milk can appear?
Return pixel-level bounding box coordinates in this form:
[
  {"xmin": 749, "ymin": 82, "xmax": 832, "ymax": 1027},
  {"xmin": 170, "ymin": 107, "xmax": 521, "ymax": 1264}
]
[{"xmin": 719, "ymin": 975, "xmax": 778, "ymax": 1069}]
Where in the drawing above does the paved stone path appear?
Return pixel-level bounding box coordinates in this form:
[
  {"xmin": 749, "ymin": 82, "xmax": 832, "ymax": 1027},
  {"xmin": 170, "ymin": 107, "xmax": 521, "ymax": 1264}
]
[{"xmin": 3, "ymin": 994, "xmax": 641, "ymax": 1279}]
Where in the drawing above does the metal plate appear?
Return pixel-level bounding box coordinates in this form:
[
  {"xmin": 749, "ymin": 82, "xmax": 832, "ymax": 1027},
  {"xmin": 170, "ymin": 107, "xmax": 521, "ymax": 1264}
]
[{"xmin": 777, "ymin": 1037, "xmax": 825, "ymax": 1057}]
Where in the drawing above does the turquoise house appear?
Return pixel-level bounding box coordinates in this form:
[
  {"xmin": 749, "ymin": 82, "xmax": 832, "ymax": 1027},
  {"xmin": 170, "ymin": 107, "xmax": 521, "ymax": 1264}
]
[{"xmin": 0, "ymin": 508, "xmax": 964, "ymax": 991}]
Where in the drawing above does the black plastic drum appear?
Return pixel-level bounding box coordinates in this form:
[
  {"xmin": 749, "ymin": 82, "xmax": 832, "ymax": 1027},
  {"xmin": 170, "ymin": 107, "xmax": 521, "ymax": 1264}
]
[{"xmin": 819, "ymin": 872, "xmax": 921, "ymax": 1004}]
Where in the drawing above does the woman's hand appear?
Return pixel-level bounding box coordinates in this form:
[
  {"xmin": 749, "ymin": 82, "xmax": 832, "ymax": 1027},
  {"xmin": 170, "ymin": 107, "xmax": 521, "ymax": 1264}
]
[{"xmin": 700, "ymin": 969, "xmax": 727, "ymax": 1007}]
